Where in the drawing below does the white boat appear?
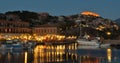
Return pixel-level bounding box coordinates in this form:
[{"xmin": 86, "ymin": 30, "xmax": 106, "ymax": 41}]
[
  {"xmin": 76, "ymin": 38, "xmax": 100, "ymax": 47},
  {"xmin": 76, "ymin": 20, "xmax": 110, "ymax": 49},
  {"xmin": 77, "ymin": 38, "xmax": 100, "ymax": 46},
  {"xmin": 78, "ymin": 45, "xmax": 99, "ymax": 49},
  {"xmin": 76, "ymin": 38, "xmax": 110, "ymax": 49}
]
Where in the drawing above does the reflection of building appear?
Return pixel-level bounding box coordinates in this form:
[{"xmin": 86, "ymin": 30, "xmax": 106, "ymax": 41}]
[
  {"xmin": 0, "ymin": 20, "xmax": 31, "ymax": 33},
  {"xmin": 79, "ymin": 56, "xmax": 99, "ymax": 63},
  {"xmin": 32, "ymin": 24, "xmax": 59, "ymax": 35},
  {"xmin": 34, "ymin": 43, "xmax": 78, "ymax": 63},
  {"xmin": 77, "ymin": 49, "xmax": 113, "ymax": 63}
]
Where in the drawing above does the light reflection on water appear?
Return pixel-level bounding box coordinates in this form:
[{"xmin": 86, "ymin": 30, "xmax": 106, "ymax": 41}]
[
  {"xmin": 78, "ymin": 48, "xmax": 120, "ymax": 63},
  {"xmin": 107, "ymin": 48, "xmax": 112, "ymax": 63},
  {"xmin": 33, "ymin": 43, "xmax": 78, "ymax": 63},
  {"xmin": 0, "ymin": 43, "xmax": 120, "ymax": 63}
]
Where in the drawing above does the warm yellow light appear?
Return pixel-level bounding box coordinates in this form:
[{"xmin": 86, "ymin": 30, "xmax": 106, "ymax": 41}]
[
  {"xmin": 6, "ymin": 38, "xmax": 11, "ymax": 40},
  {"xmin": 24, "ymin": 52, "xmax": 28, "ymax": 63},
  {"xmin": 107, "ymin": 48, "xmax": 112, "ymax": 63},
  {"xmin": 96, "ymin": 27, "xmax": 99, "ymax": 30},
  {"xmin": 106, "ymin": 32, "xmax": 111, "ymax": 35}
]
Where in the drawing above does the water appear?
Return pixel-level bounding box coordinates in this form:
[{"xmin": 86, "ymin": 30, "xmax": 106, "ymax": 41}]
[{"xmin": 0, "ymin": 43, "xmax": 120, "ymax": 63}]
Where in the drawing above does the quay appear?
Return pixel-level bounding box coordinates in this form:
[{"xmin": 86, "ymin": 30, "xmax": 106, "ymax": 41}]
[
  {"xmin": 103, "ymin": 40, "xmax": 120, "ymax": 44},
  {"xmin": 103, "ymin": 40, "xmax": 120, "ymax": 48},
  {"xmin": 37, "ymin": 41, "xmax": 76, "ymax": 45},
  {"xmin": 36, "ymin": 40, "xmax": 77, "ymax": 45}
]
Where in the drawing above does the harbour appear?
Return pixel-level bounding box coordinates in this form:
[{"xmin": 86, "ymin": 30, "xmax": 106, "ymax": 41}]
[
  {"xmin": 0, "ymin": 1, "xmax": 120, "ymax": 63},
  {"xmin": 0, "ymin": 42, "xmax": 120, "ymax": 63}
]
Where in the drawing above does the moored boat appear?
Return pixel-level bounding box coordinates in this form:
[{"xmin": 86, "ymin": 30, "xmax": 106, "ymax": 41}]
[
  {"xmin": 5, "ymin": 39, "xmax": 23, "ymax": 50},
  {"xmin": 76, "ymin": 36, "xmax": 110, "ymax": 48}
]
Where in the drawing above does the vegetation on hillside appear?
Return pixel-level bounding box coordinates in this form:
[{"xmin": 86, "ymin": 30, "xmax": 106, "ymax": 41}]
[{"xmin": 0, "ymin": 10, "xmax": 119, "ymax": 39}]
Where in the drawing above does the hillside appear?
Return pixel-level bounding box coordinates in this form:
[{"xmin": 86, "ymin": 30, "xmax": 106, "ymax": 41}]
[
  {"xmin": 115, "ymin": 18, "xmax": 120, "ymax": 25},
  {"xmin": 0, "ymin": 11, "xmax": 119, "ymax": 39}
]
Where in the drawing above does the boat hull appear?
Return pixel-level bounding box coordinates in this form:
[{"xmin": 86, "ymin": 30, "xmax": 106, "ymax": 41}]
[
  {"xmin": 78, "ymin": 45, "xmax": 99, "ymax": 49},
  {"xmin": 77, "ymin": 40, "xmax": 100, "ymax": 46},
  {"xmin": 77, "ymin": 39, "xmax": 110, "ymax": 49}
]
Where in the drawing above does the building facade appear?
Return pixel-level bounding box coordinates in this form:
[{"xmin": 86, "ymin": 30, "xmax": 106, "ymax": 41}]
[
  {"xmin": 33, "ymin": 24, "xmax": 58, "ymax": 35},
  {"xmin": 0, "ymin": 20, "xmax": 31, "ymax": 34},
  {"xmin": 0, "ymin": 20, "xmax": 59, "ymax": 38}
]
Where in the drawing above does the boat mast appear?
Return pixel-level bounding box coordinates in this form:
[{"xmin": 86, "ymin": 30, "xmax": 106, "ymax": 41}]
[
  {"xmin": 76, "ymin": 20, "xmax": 82, "ymax": 38},
  {"xmin": 79, "ymin": 22, "xmax": 82, "ymax": 38}
]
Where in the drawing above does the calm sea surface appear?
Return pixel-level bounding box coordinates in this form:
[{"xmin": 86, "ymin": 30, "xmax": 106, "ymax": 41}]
[{"xmin": 0, "ymin": 43, "xmax": 120, "ymax": 63}]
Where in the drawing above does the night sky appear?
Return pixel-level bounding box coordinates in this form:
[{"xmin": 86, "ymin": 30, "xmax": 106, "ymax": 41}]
[{"xmin": 0, "ymin": 0, "xmax": 120, "ymax": 20}]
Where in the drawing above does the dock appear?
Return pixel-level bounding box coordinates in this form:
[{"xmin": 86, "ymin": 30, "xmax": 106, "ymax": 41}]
[
  {"xmin": 103, "ymin": 40, "xmax": 120, "ymax": 45},
  {"xmin": 37, "ymin": 41, "xmax": 77, "ymax": 45},
  {"xmin": 36, "ymin": 39, "xmax": 77, "ymax": 45},
  {"xmin": 103, "ymin": 40, "xmax": 120, "ymax": 48}
]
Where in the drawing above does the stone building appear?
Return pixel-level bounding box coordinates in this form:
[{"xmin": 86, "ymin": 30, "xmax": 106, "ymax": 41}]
[
  {"xmin": 0, "ymin": 20, "xmax": 31, "ymax": 34},
  {"xmin": 32, "ymin": 24, "xmax": 59, "ymax": 35}
]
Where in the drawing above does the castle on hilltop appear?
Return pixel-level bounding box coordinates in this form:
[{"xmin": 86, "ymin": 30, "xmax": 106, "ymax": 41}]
[{"xmin": 81, "ymin": 11, "xmax": 100, "ymax": 17}]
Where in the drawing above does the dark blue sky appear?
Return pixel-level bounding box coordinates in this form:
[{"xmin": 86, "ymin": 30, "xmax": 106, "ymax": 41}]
[{"xmin": 0, "ymin": 0, "xmax": 120, "ymax": 20}]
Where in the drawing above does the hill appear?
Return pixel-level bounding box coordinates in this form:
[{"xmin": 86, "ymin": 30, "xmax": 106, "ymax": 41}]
[
  {"xmin": 115, "ymin": 18, "xmax": 120, "ymax": 25},
  {"xmin": 0, "ymin": 10, "xmax": 119, "ymax": 39}
]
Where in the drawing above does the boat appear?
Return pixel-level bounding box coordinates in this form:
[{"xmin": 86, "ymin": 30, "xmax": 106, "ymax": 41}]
[
  {"xmin": 76, "ymin": 35, "xmax": 110, "ymax": 48},
  {"xmin": 76, "ymin": 20, "xmax": 110, "ymax": 48},
  {"xmin": 76, "ymin": 35, "xmax": 100, "ymax": 48},
  {"xmin": 22, "ymin": 40, "xmax": 37, "ymax": 50},
  {"xmin": 77, "ymin": 38, "xmax": 99, "ymax": 46},
  {"xmin": 5, "ymin": 39, "xmax": 23, "ymax": 50},
  {"xmin": 0, "ymin": 44, "xmax": 6, "ymax": 50}
]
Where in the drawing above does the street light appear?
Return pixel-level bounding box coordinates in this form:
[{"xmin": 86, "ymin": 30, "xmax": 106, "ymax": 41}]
[
  {"xmin": 106, "ymin": 32, "xmax": 111, "ymax": 36},
  {"xmin": 106, "ymin": 31, "xmax": 111, "ymax": 39}
]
